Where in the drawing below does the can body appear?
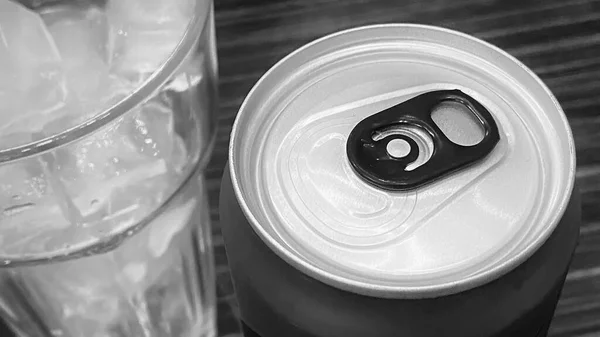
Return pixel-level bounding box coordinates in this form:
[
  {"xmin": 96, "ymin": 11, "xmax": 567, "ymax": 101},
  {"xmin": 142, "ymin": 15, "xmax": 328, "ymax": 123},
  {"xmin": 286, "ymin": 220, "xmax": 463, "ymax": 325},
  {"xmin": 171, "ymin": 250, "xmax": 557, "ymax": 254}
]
[
  {"xmin": 221, "ymin": 169, "xmax": 580, "ymax": 337},
  {"xmin": 220, "ymin": 24, "xmax": 580, "ymax": 337}
]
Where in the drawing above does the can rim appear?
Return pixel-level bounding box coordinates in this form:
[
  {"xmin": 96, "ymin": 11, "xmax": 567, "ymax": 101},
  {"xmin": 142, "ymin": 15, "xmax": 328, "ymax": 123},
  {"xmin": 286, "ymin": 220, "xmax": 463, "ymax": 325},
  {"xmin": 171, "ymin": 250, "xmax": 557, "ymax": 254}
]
[{"xmin": 229, "ymin": 23, "xmax": 576, "ymax": 298}]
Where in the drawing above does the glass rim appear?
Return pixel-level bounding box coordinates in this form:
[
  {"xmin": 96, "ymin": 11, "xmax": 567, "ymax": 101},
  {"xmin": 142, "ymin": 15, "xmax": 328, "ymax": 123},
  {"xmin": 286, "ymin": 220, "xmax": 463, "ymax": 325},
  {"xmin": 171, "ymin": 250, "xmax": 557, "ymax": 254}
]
[{"xmin": 0, "ymin": 0, "xmax": 210, "ymax": 164}]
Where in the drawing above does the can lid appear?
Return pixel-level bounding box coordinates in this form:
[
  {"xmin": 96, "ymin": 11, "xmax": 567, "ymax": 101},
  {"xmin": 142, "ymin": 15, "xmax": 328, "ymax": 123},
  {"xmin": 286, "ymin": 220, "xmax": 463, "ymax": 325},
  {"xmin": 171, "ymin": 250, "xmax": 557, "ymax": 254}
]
[{"xmin": 229, "ymin": 25, "xmax": 576, "ymax": 298}]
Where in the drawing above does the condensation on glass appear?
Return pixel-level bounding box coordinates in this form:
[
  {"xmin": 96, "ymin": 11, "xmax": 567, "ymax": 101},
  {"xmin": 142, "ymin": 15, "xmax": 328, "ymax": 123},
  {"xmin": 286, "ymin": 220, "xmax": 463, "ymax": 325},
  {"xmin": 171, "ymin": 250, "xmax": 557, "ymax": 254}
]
[{"xmin": 0, "ymin": 0, "xmax": 218, "ymax": 336}]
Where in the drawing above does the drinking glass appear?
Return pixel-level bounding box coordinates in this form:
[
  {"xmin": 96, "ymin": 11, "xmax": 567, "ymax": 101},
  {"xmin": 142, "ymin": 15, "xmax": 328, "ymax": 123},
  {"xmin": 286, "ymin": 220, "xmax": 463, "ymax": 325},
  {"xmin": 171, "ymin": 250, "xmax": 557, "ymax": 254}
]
[{"xmin": 0, "ymin": 0, "xmax": 218, "ymax": 336}]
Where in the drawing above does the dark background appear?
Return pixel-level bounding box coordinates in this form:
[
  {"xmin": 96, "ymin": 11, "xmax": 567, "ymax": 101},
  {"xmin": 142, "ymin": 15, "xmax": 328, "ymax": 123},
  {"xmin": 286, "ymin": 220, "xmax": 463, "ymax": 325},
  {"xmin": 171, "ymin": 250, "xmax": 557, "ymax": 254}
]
[{"xmin": 208, "ymin": 0, "xmax": 600, "ymax": 336}]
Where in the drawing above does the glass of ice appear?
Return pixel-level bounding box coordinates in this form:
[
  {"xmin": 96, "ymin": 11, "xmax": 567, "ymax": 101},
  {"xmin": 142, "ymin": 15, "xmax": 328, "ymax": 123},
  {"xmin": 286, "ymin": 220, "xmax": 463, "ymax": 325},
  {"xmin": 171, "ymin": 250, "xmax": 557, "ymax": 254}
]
[{"xmin": 0, "ymin": 0, "xmax": 218, "ymax": 336}]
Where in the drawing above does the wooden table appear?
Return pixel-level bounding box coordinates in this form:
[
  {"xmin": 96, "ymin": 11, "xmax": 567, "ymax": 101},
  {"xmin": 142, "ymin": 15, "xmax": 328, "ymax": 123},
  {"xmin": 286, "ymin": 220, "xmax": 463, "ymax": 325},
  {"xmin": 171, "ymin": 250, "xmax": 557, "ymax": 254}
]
[{"xmin": 209, "ymin": 0, "xmax": 600, "ymax": 336}]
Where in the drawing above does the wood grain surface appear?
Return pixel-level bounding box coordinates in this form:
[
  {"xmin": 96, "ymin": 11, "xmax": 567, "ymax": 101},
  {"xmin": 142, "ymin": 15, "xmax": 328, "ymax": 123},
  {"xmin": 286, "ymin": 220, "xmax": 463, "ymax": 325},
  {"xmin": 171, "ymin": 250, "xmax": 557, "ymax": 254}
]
[{"xmin": 208, "ymin": 1, "xmax": 600, "ymax": 336}]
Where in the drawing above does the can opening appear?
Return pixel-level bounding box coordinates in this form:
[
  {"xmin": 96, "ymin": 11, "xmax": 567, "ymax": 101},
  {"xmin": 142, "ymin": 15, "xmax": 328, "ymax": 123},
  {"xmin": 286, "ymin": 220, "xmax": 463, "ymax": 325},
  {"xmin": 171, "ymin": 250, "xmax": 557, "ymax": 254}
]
[{"xmin": 431, "ymin": 100, "xmax": 485, "ymax": 146}]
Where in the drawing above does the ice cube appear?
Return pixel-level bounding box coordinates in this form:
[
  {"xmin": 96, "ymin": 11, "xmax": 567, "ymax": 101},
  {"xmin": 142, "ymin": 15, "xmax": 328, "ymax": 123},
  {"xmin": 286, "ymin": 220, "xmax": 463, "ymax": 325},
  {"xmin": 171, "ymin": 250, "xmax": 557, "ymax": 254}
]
[
  {"xmin": 106, "ymin": 0, "xmax": 193, "ymax": 81},
  {"xmin": 18, "ymin": 251, "xmax": 125, "ymax": 336},
  {"xmin": 52, "ymin": 117, "xmax": 171, "ymax": 221},
  {"xmin": 106, "ymin": 0, "xmax": 192, "ymax": 29},
  {"xmin": 123, "ymin": 262, "xmax": 147, "ymax": 284},
  {"xmin": 15, "ymin": 196, "xmax": 197, "ymax": 335},
  {"xmin": 42, "ymin": 5, "xmax": 131, "ymax": 131},
  {"xmin": 128, "ymin": 99, "xmax": 187, "ymax": 173},
  {"xmin": 147, "ymin": 198, "xmax": 196, "ymax": 257},
  {"xmin": 0, "ymin": 158, "xmax": 71, "ymax": 258},
  {"xmin": 0, "ymin": 0, "xmax": 67, "ymax": 137}
]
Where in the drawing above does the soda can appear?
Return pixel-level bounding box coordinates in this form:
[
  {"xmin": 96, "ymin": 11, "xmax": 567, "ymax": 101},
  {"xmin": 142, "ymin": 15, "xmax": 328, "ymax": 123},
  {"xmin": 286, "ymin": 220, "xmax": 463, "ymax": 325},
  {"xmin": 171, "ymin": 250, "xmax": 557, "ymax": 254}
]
[{"xmin": 220, "ymin": 24, "xmax": 580, "ymax": 337}]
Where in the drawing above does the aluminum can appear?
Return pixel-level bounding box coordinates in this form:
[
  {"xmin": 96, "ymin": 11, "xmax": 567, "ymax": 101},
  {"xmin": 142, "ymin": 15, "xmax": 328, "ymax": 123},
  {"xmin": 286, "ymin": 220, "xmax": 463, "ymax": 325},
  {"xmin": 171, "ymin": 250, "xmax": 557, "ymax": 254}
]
[{"xmin": 220, "ymin": 24, "xmax": 580, "ymax": 337}]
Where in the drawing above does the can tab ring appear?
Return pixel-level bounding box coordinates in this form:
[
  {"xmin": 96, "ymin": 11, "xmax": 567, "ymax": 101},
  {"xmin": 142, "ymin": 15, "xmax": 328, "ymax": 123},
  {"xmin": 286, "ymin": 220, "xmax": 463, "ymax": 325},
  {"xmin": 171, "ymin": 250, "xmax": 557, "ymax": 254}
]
[{"xmin": 346, "ymin": 90, "xmax": 500, "ymax": 191}]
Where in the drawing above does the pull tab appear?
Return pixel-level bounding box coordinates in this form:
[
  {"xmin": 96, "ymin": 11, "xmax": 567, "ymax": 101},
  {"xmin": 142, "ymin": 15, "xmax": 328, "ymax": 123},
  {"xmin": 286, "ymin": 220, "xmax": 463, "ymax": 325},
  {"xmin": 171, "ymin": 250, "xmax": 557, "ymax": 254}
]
[{"xmin": 346, "ymin": 90, "xmax": 500, "ymax": 191}]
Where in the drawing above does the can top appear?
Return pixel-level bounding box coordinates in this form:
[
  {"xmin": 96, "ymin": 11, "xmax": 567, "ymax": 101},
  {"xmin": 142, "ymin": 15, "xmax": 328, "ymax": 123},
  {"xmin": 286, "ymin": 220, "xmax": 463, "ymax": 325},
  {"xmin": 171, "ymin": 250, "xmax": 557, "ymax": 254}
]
[{"xmin": 229, "ymin": 24, "xmax": 575, "ymax": 299}]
